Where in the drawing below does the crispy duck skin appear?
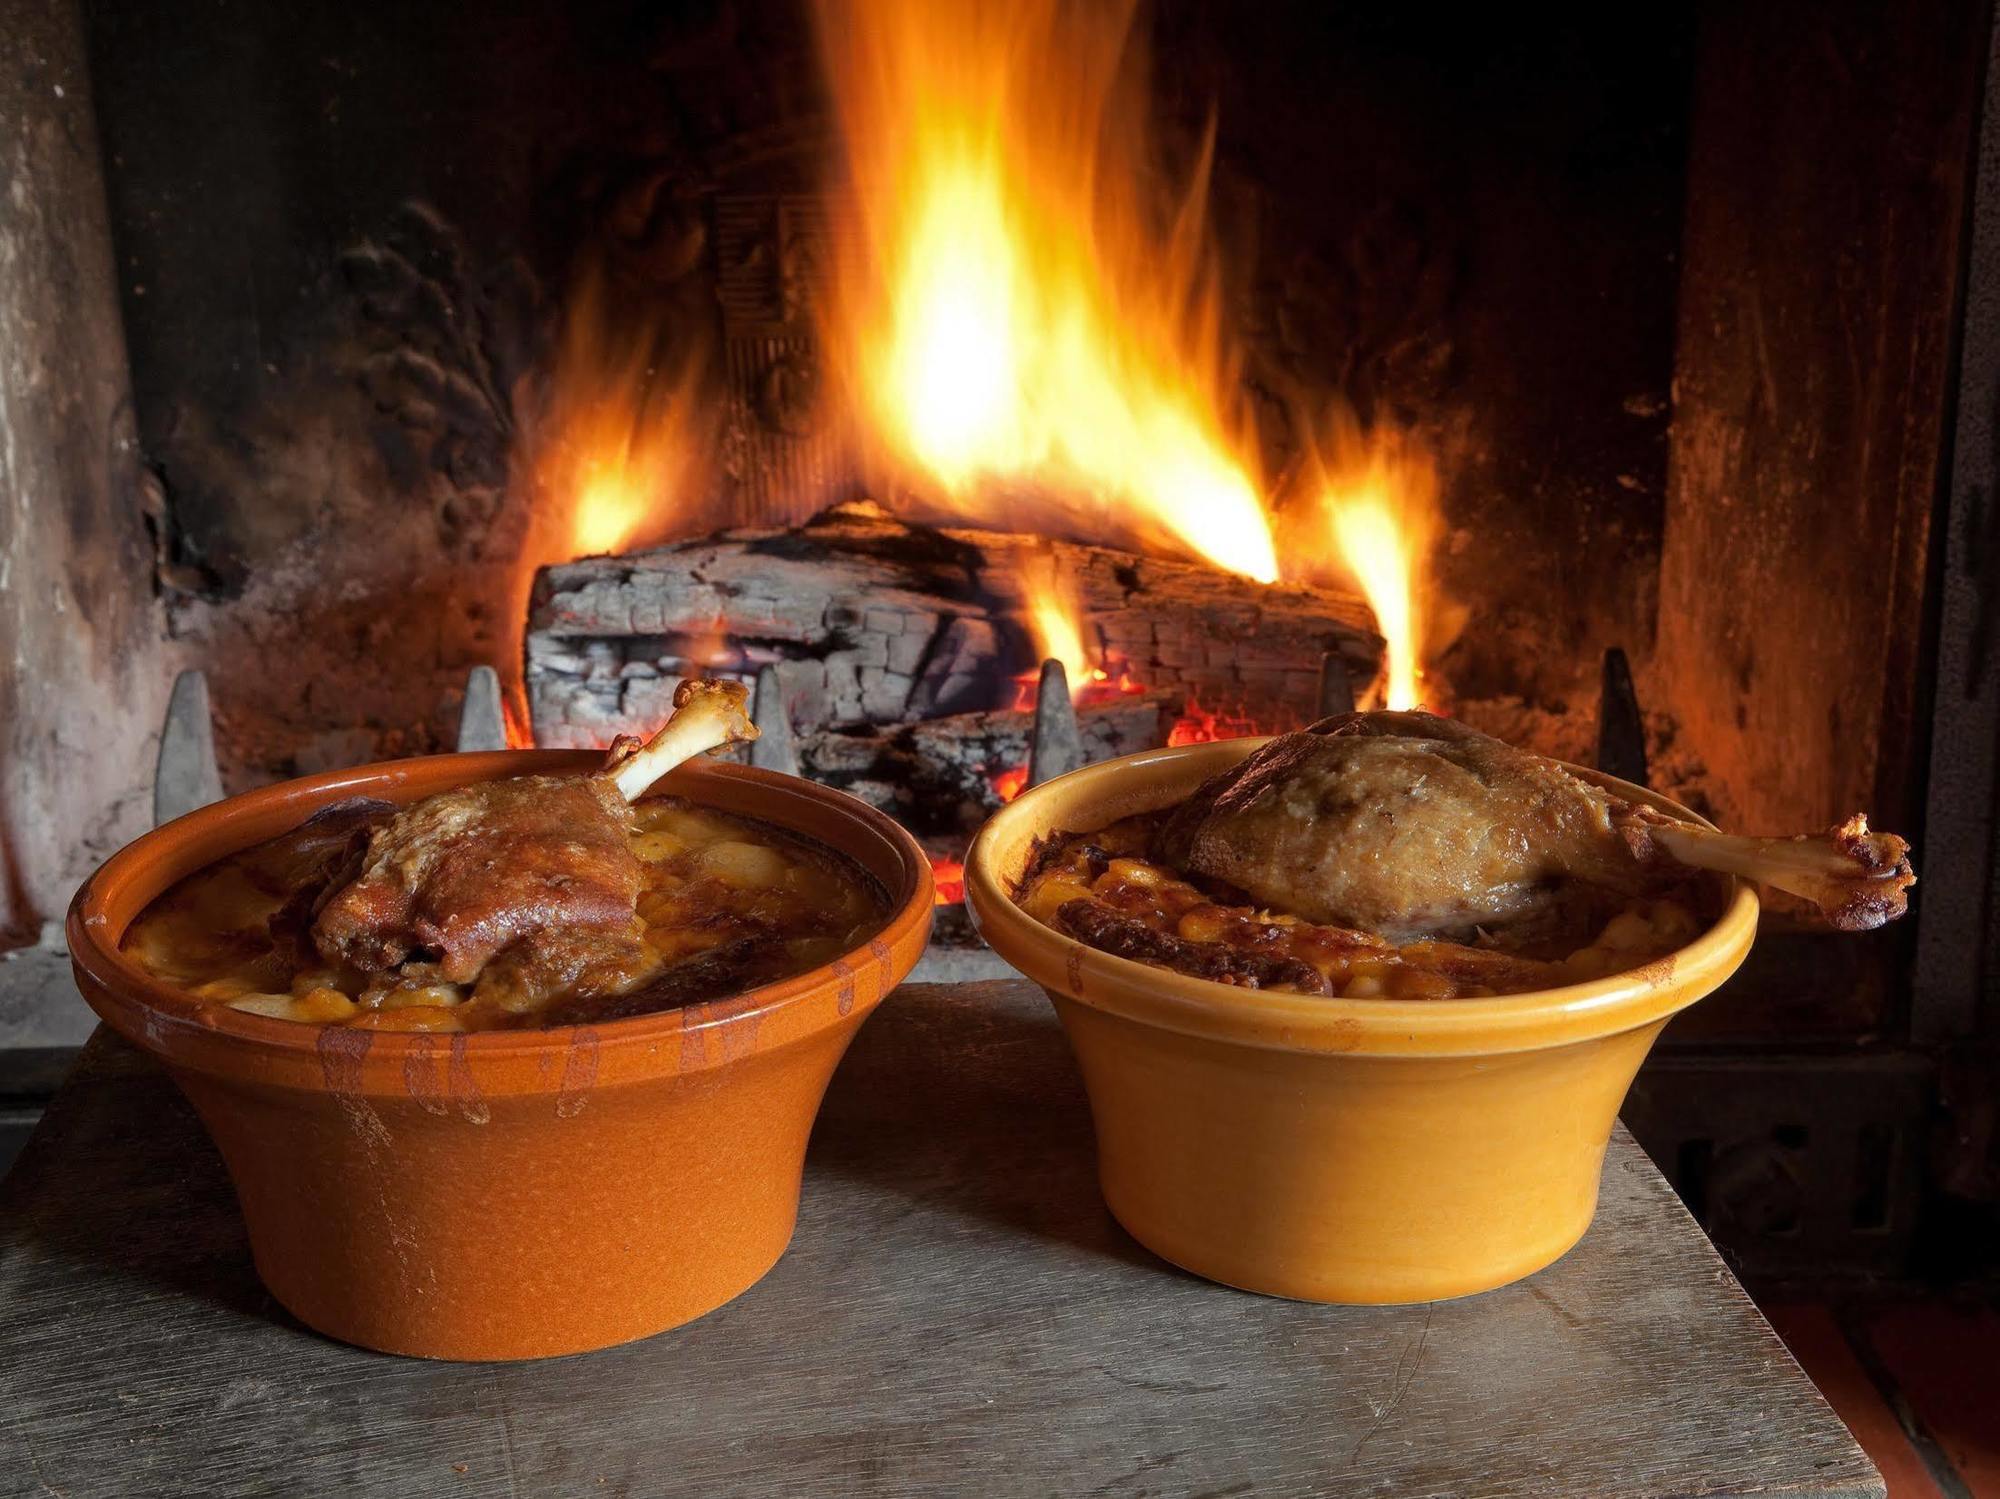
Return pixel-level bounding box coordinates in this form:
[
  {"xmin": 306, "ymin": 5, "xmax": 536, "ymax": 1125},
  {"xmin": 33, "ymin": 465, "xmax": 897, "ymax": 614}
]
[
  {"xmin": 1155, "ymin": 710, "xmax": 1913, "ymax": 942},
  {"xmin": 311, "ymin": 678, "xmax": 756, "ymax": 986}
]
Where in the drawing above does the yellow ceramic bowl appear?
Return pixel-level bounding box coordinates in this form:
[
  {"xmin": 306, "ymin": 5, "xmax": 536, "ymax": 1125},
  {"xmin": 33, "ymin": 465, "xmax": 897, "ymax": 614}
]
[{"xmin": 965, "ymin": 738, "xmax": 1759, "ymax": 1304}]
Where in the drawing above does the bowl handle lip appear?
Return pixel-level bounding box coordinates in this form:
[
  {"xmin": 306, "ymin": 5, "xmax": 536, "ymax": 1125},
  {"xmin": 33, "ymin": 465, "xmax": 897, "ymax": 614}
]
[
  {"xmin": 964, "ymin": 739, "xmax": 1760, "ymax": 1060},
  {"xmin": 66, "ymin": 750, "xmax": 936, "ymax": 1088}
]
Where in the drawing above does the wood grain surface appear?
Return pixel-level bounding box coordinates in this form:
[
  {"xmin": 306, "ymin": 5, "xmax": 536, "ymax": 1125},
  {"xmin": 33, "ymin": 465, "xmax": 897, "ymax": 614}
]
[{"xmin": 0, "ymin": 981, "xmax": 1880, "ymax": 1498}]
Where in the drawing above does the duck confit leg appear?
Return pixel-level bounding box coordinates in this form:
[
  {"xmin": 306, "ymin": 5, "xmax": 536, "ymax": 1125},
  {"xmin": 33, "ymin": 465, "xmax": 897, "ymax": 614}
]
[
  {"xmin": 1156, "ymin": 711, "xmax": 1912, "ymax": 943},
  {"xmin": 310, "ymin": 679, "xmax": 757, "ymax": 987}
]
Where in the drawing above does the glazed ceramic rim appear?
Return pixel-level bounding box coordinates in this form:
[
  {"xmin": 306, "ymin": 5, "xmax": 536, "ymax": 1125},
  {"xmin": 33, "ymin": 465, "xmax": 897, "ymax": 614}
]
[
  {"xmin": 68, "ymin": 751, "xmax": 934, "ymax": 1091},
  {"xmin": 965, "ymin": 738, "xmax": 1759, "ymax": 1058}
]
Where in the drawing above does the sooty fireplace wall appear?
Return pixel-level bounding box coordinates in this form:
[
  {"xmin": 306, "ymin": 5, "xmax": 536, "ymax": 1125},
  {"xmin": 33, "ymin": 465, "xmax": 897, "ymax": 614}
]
[{"xmin": 3, "ymin": 0, "xmax": 1996, "ymax": 1277}]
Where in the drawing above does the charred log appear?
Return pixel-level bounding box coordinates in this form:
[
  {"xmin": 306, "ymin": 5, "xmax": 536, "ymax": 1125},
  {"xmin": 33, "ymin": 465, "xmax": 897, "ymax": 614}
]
[
  {"xmin": 526, "ymin": 500, "xmax": 1383, "ymax": 748},
  {"xmin": 800, "ymin": 693, "xmax": 1176, "ymax": 831}
]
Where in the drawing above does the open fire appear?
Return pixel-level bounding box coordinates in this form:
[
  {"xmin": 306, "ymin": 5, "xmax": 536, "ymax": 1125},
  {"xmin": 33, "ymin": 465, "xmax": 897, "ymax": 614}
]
[
  {"xmin": 815, "ymin": 0, "xmax": 1277, "ymax": 586},
  {"xmin": 519, "ymin": 0, "xmax": 1443, "ymax": 910},
  {"xmin": 814, "ymin": 0, "xmax": 1434, "ymax": 711},
  {"xmin": 521, "ymin": 257, "xmax": 713, "ymax": 571},
  {"xmin": 530, "ymin": 0, "xmax": 1431, "ymax": 695}
]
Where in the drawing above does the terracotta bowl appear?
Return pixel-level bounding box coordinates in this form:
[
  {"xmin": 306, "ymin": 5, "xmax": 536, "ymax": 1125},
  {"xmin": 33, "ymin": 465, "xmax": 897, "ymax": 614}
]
[
  {"xmin": 67, "ymin": 751, "xmax": 933, "ymax": 1360},
  {"xmin": 965, "ymin": 738, "xmax": 1758, "ymax": 1304}
]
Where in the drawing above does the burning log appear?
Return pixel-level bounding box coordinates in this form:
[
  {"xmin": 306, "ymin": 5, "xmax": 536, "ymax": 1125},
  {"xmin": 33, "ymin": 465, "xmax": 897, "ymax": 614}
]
[
  {"xmin": 525, "ymin": 500, "xmax": 1383, "ymax": 749},
  {"xmin": 802, "ymin": 692, "xmax": 1176, "ymax": 826}
]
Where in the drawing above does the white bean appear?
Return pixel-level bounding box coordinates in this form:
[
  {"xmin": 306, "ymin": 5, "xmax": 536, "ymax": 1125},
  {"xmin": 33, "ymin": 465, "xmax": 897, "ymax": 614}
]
[{"xmin": 699, "ymin": 840, "xmax": 792, "ymax": 889}]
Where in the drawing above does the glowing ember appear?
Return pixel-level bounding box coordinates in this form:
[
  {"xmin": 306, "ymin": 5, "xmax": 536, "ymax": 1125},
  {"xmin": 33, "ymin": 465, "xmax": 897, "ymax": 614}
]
[
  {"xmin": 991, "ymin": 766, "xmax": 1028, "ymax": 803},
  {"xmin": 930, "ymin": 856, "xmax": 967, "ymax": 905},
  {"xmin": 1008, "ymin": 656, "xmax": 1145, "ymax": 713},
  {"xmin": 1093, "ymin": 659, "xmax": 1146, "ymax": 699},
  {"xmin": 815, "ymin": 0, "xmax": 1278, "ymax": 583},
  {"xmin": 1166, "ymin": 695, "xmax": 1265, "ymax": 746}
]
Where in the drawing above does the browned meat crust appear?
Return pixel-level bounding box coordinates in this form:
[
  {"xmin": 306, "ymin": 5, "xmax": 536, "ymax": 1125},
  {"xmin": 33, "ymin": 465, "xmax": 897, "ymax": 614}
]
[
  {"xmin": 312, "ymin": 776, "xmax": 644, "ymax": 983},
  {"xmin": 252, "ymin": 798, "xmax": 396, "ymax": 897},
  {"xmin": 1056, "ymin": 898, "xmax": 1333, "ymax": 994},
  {"xmin": 1018, "ymin": 834, "xmax": 1112, "ymax": 894},
  {"xmin": 1642, "ymin": 810, "xmax": 1914, "ymax": 931},
  {"xmin": 535, "ymin": 936, "xmax": 776, "ymax": 1026},
  {"xmin": 454, "ymin": 920, "xmax": 654, "ymax": 1016},
  {"xmin": 258, "ymin": 798, "xmax": 397, "ymax": 962},
  {"xmin": 303, "ymin": 678, "xmax": 761, "ymax": 1004}
]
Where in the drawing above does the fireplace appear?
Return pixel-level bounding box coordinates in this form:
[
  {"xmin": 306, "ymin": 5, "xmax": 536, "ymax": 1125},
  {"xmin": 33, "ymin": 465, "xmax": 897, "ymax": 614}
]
[
  {"xmin": 4, "ymin": 0, "xmax": 1996, "ymax": 1277},
  {"xmin": 79, "ymin": 1, "xmax": 1704, "ymax": 782}
]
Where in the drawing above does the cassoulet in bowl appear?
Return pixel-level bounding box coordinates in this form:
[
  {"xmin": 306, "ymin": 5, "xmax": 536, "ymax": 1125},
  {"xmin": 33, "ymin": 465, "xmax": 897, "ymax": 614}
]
[
  {"xmin": 68, "ymin": 708, "xmax": 932, "ymax": 1360},
  {"xmin": 968, "ymin": 719, "xmax": 1910, "ymax": 1305}
]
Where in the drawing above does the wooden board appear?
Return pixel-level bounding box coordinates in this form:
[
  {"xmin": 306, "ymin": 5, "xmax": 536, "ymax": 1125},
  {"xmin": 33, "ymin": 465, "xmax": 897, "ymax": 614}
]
[{"xmin": 0, "ymin": 982, "xmax": 1879, "ymax": 1499}]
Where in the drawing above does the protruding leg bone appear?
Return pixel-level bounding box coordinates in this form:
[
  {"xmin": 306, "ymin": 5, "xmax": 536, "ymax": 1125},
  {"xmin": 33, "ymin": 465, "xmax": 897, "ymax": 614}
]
[
  {"xmin": 1645, "ymin": 814, "xmax": 1914, "ymax": 931},
  {"xmin": 604, "ymin": 678, "xmax": 758, "ymax": 803}
]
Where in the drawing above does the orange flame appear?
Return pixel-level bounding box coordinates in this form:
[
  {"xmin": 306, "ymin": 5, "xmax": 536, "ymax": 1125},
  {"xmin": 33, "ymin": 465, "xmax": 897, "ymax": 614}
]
[
  {"xmin": 521, "ymin": 262, "xmax": 709, "ymax": 562},
  {"xmin": 814, "ymin": 0, "xmax": 1277, "ymax": 583},
  {"xmin": 1296, "ymin": 426, "xmax": 1438, "ymax": 712},
  {"xmin": 1022, "ymin": 567, "xmax": 1093, "ymax": 694},
  {"xmin": 507, "ymin": 6, "xmax": 1441, "ymax": 749},
  {"xmin": 498, "ymin": 259, "xmax": 713, "ymax": 732},
  {"xmin": 930, "ymin": 856, "xmax": 967, "ymax": 905}
]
